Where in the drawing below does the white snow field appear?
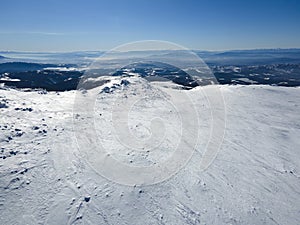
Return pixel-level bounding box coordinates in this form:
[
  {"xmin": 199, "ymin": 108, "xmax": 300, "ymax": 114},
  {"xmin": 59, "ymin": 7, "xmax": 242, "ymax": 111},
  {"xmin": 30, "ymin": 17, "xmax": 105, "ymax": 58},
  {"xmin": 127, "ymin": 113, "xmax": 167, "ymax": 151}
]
[{"xmin": 0, "ymin": 78, "xmax": 300, "ymax": 225}]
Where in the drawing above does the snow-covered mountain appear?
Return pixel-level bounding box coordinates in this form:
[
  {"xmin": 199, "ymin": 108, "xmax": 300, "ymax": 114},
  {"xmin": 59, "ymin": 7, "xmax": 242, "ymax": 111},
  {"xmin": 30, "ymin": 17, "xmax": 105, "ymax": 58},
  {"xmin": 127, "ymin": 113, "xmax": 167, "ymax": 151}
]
[{"xmin": 0, "ymin": 77, "xmax": 299, "ymax": 224}]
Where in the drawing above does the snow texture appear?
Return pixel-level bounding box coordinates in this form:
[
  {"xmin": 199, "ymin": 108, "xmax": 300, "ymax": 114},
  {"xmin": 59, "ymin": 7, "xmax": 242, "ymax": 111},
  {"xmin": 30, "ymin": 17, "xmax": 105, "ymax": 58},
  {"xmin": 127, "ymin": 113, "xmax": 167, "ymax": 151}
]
[{"xmin": 0, "ymin": 80, "xmax": 299, "ymax": 225}]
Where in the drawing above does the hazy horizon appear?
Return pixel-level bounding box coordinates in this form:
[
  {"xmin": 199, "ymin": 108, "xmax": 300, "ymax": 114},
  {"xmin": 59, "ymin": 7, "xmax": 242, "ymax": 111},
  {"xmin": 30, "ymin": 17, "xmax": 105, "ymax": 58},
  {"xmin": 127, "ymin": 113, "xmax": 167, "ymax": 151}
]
[{"xmin": 1, "ymin": 47, "xmax": 300, "ymax": 54}]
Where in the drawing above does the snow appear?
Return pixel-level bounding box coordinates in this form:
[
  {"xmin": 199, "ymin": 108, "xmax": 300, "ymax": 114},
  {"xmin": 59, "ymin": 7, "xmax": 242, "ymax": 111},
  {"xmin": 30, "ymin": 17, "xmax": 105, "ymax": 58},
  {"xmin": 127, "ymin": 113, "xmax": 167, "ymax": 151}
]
[
  {"xmin": 237, "ymin": 77, "xmax": 258, "ymax": 84},
  {"xmin": 43, "ymin": 67, "xmax": 80, "ymax": 72},
  {"xmin": 233, "ymin": 67, "xmax": 241, "ymax": 73},
  {"xmin": 0, "ymin": 76, "xmax": 21, "ymax": 82},
  {"xmin": 0, "ymin": 80, "xmax": 299, "ymax": 224}
]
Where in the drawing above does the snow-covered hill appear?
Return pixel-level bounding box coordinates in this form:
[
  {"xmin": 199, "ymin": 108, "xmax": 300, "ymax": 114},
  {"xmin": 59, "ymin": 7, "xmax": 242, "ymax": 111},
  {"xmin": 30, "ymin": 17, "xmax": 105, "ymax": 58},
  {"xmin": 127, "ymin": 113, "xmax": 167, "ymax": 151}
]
[{"xmin": 0, "ymin": 79, "xmax": 299, "ymax": 224}]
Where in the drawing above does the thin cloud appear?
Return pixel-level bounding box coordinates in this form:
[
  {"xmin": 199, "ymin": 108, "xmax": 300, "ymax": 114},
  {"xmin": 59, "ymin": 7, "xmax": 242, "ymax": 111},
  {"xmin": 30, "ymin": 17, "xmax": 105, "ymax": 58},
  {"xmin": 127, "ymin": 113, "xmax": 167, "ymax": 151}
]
[
  {"xmin": 0, "ymin": 31, "xmax": 66, "ymax": 36},
  {"xmin": 0, "ymin": 31, "xmax": 120, "ymax": 36}
]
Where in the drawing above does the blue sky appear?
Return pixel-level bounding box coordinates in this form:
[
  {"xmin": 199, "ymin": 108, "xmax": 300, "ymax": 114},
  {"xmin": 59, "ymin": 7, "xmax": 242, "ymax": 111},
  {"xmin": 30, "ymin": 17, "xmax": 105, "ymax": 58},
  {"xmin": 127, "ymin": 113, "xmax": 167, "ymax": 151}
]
[{"xmin": 0, "ymin": 0, "xmax": 300, "ymax": 51}]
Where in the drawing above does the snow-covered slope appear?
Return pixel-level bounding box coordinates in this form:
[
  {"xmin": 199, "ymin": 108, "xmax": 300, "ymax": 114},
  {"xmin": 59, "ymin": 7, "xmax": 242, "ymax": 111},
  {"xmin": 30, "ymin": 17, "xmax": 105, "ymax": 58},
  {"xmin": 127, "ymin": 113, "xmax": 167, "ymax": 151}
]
[{"xmin": 0, "ymin": 80, "xmax": 299, "ymax": 224}]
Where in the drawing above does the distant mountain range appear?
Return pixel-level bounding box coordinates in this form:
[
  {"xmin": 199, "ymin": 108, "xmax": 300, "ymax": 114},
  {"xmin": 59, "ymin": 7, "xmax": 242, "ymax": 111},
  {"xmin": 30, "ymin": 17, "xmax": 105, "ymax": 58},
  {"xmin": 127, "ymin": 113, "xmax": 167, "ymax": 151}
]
[
  {"xmin": 196, "ymin": 49, "xmax": 300, "ymax": 65},
  {"xmin": 1, "ymin": 49, "xmax": 300, "ymax": 90},
  {"xmin": 1, "ymin": 49, "xmax": 300, "ymax": 65},
  {"xmin": 0, "ymin": 62, "xmax": 57, "ymax": 73}
]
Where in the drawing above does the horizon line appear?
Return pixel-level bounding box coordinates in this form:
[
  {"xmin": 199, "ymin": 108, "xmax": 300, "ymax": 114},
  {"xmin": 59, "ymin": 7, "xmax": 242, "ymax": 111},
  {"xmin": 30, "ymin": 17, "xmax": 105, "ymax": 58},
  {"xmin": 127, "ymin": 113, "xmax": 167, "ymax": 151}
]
[{"xmin": 1, "ymin": 47, "xmax": 300, "ymax": 54}]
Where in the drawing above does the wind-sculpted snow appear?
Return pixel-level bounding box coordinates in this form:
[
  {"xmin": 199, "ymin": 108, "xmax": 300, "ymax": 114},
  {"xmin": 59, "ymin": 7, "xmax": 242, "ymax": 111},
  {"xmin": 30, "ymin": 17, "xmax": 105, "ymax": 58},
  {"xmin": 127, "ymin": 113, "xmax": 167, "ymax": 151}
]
[
  {"xmin": 73, "ymin": 76, "xmax": 225, "ymax": 186},
  {"xmin": 0, "ymin": 83, "xmax": 299, "ymax": 225}
]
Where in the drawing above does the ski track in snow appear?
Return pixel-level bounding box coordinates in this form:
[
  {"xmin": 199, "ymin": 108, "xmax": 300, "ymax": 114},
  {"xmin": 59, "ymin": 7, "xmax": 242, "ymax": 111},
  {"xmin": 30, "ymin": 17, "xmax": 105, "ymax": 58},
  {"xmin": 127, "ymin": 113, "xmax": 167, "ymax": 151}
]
[{"xmin": 0, "ymin": 79, "xmax": 300, "ymax": 225}]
